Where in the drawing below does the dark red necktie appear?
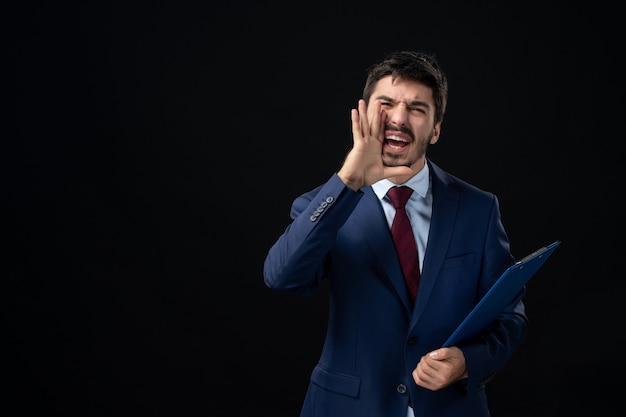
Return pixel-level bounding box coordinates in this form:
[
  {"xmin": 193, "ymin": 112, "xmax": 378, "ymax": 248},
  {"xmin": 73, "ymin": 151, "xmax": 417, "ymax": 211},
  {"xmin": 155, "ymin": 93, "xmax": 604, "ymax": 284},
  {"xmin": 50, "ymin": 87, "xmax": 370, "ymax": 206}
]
[{"xmin": 387, "ymin": 186, "xmax": 420, "ymax": 303}]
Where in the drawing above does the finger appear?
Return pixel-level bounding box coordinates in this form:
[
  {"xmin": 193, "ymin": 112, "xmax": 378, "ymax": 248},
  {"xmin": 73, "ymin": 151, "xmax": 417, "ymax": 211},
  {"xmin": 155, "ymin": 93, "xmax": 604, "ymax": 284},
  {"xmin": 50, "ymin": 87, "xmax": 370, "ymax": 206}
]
[
  {"xmin": 412, "ymin": 367, "xmax": 423, "ymax": 385},
  {"xmin": 351, "ymin": 108, "xmax": 361, "ymax": 140},
  {"xmin": 358, "ymin": 99, "xmax": 369, "ymax": 137},
  {"xmin": 412, "ymin": 363, "xmax": 424, "ymax": 383},
  {"xmin": 413, "ymin": 362, "xmax": 435, "ymax": 389},
  {"xmin": 418, "ymin": 357, "xmax": 437, "ymax": 378},
  {"xmin": 369, "ymin": 100, "xmax": 380, "ymax": 139},
  {"xmin": 422, "ymin": 358, "xmax": 439, "ymax": 378},
  {"xmin": 370, "ymin": 100, "xmax": 384, "ymax": 142}
]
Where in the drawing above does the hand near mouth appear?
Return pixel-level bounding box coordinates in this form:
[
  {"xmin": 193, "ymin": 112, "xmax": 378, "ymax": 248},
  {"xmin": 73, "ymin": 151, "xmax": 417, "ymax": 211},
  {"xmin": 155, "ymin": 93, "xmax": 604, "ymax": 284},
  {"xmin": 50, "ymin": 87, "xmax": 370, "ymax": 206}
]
[{"xmin": 338, "ymin": 99, "xmax": 414, "ymax": 191}]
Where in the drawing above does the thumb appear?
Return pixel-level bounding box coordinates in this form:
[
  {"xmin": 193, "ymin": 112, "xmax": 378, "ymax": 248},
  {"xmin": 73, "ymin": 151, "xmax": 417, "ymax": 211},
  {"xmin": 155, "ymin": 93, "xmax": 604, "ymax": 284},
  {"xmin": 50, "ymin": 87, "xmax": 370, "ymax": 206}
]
[
  {"xmin": 384, "ymin": 165, "xmax": 415, "ymax": 180},
  {"xmin": 428, "ymin": 348, "xmax": 448, "ymax": 360}
]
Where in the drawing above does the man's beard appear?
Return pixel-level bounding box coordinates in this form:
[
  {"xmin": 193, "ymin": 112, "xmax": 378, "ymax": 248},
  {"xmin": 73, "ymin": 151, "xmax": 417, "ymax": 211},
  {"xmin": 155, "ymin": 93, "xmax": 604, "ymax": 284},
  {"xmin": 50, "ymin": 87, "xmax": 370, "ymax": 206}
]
[{"xmin": 382, "ymin": 130, "xmax": 433, "ymax": 168}]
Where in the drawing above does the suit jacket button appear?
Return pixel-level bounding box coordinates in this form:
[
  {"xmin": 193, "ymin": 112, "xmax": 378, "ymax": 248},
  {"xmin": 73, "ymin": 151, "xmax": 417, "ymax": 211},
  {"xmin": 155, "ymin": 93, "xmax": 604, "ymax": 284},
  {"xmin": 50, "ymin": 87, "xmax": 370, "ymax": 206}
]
[
  {"xmin": 407, "ymin": 337, "xmax": 417, "ymax": 345},
  {"xmin": 396, "ymin": 384, "xmax": 407, "ymax": 394}
]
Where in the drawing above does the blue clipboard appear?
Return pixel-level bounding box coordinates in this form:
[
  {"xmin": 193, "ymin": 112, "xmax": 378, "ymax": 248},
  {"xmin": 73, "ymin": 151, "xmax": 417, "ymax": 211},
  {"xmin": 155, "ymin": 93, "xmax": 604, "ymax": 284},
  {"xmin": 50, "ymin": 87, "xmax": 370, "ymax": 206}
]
[{"xmin": 442, "ymin": 240, "xmax": 561, "ymax": 347}]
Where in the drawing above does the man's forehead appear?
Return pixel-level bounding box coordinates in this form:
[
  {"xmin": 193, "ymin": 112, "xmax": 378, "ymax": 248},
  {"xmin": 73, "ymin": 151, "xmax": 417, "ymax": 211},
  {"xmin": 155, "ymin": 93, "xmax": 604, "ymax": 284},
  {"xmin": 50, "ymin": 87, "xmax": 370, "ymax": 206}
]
[{"xmin": 372, "ymin": 76, "xmax": 434, "ymax": 103}]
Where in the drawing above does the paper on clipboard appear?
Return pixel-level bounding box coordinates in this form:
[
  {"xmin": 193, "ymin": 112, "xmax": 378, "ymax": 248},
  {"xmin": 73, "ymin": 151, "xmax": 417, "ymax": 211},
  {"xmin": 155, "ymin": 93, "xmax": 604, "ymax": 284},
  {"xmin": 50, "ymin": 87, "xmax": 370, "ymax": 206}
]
[{"xmin": 442, "ymin": 240, "xmax": 561, "ymax": 347}]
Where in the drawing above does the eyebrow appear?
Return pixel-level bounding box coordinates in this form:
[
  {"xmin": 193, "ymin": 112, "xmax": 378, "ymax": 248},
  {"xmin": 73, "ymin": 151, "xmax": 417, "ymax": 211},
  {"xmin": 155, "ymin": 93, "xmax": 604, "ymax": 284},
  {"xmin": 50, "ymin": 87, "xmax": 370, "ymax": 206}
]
[{"xmin": 375, "ymin": 94, "xmax": 431, "ymax": 109}]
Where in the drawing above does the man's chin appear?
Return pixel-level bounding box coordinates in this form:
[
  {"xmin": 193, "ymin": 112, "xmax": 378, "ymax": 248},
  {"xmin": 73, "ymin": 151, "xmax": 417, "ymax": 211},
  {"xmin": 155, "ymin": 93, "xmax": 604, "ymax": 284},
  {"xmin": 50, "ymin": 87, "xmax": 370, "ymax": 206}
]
[{"xmin": 382, "ymin": 155, "xmax": 412, "ymax": 168}]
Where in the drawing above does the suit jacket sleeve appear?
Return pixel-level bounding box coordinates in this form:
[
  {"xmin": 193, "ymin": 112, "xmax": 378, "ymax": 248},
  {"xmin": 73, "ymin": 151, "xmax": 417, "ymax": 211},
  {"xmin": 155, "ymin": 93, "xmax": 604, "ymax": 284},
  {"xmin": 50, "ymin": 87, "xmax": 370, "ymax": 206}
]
[{"xmin": 263, "ymin": 173, "xmax": 361, "ymax": 296}]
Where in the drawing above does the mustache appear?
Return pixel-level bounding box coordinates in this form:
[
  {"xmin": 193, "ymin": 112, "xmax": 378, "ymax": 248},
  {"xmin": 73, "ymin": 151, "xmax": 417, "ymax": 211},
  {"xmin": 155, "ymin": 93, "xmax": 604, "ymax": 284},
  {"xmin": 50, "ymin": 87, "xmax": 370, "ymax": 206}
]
[{"xmin": 385, "ymin": 124, "xmax": 414, "ymax": 141}]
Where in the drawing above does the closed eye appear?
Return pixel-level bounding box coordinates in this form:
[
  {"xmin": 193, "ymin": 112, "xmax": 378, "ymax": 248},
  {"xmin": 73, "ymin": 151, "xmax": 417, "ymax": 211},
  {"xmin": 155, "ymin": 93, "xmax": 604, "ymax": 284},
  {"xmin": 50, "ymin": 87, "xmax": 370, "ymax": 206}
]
[
  {"xmin": 408, "ymin": 106, "xmax": 426, "ymax": 114},
  {"xmin": 377, "ymin": 97, "xmax": 429, "ymax": 114}
]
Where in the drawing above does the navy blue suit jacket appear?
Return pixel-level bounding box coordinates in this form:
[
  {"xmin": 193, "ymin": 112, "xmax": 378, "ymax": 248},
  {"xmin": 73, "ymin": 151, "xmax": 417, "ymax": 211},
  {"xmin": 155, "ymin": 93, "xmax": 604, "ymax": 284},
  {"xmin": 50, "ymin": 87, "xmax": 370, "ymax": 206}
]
[{"xmin": 263, "ymin": 159, "xmax": 528, "ymax": 417}]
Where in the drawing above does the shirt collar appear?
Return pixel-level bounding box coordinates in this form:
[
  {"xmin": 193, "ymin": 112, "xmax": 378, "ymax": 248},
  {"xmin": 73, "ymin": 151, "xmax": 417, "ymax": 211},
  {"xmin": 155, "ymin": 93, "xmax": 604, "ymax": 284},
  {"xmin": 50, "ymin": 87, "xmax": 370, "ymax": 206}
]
[{"xmin": 371, "ymin": 161, "xmax": 430, "ymax": 200}]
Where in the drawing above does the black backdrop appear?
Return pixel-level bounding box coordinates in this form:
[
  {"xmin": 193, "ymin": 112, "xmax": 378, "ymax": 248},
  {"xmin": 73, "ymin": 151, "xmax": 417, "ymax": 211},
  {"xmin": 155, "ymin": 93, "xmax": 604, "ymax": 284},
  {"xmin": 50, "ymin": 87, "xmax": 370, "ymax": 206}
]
[{"xmin": 7, "ymin": 1, "xmax": 624, "ymax": 416}]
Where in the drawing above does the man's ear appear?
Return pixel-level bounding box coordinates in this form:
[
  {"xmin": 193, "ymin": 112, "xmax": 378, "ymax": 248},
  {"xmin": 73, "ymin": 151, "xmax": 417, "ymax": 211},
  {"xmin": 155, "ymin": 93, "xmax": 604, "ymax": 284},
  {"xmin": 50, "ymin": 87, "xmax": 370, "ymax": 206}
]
[{"xmin": 430, "ymin": 123, "xmax": 442, "ymax": 144}]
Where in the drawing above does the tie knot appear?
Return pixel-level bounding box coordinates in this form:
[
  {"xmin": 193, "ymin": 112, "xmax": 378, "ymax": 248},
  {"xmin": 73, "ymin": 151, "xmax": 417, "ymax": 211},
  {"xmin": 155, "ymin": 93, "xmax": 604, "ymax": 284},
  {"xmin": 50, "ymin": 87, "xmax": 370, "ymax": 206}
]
[{"xmin": 387, "ymin": 186, "xmax": 413, "ymax": 209}]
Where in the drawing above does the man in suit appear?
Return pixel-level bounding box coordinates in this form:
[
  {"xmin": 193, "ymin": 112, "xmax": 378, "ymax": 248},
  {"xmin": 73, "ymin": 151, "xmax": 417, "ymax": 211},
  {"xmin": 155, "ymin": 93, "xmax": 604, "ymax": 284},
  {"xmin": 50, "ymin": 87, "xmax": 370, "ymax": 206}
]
[{"xmin": 263, "ymin": 50, "xmax": 528, "ymax": 417}]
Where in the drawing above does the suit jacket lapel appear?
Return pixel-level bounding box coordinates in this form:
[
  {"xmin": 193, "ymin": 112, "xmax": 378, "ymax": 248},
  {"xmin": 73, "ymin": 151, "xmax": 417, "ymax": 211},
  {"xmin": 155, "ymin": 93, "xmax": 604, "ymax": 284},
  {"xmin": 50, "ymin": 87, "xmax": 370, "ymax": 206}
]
[
  {"xmin": 411, "ymin": 161, "xmax": 459, "ymax": 323},
  {"xmin": 354, "ymin": 187, "xmax": 414, "ymax": 312}
]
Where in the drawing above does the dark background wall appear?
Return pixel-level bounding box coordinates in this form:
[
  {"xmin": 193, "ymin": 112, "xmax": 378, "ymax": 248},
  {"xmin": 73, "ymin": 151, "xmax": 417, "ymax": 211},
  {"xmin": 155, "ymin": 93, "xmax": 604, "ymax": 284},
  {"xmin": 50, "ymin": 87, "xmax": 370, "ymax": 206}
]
[{"xmin": 7, "ymin": 1, "xmax": 624, "ymax": 416}]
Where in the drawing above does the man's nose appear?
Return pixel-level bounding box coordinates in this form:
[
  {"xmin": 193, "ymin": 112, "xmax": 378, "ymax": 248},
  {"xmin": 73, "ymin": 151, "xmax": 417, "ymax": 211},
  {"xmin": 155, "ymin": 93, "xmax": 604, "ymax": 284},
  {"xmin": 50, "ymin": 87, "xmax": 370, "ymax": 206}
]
[{"xmin": 386, "ymin": 104, "xmax": 409, "ymax": 126}]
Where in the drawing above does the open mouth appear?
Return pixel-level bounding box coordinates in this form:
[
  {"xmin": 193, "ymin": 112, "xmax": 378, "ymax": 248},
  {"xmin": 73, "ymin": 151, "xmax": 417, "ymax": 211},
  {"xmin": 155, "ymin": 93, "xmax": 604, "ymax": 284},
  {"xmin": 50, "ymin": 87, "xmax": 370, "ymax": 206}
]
[{"xmin": 384, "ymin": 134, "xmax": 410, "ymax": 152}]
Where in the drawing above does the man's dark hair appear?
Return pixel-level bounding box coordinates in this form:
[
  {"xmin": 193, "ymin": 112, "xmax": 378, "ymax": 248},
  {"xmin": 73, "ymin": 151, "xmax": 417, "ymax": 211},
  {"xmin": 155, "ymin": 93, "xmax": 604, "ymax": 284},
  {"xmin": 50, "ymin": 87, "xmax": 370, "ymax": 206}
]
[{"xmin": 362, "ymin": 50, "xmax": 448, "ymax": 125}]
